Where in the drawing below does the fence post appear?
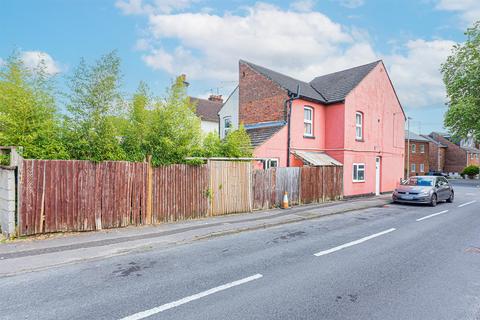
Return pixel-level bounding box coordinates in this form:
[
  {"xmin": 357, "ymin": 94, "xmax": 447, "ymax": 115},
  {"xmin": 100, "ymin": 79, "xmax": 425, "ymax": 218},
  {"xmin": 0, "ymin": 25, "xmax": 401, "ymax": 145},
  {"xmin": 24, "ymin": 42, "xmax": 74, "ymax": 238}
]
[{"xmin": 146, "ymin": 155, "xmax": 153, "ymax": 224}]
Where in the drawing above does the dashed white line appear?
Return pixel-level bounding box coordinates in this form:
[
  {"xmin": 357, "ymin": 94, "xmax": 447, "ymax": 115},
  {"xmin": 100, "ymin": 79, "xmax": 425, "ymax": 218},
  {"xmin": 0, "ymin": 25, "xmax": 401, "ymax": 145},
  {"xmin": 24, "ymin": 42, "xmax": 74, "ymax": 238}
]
[
  {"xmin": 416, "ymin": 210, "xmax": 449, "ymax": 222},
  {"xmin": 119, "ymin": 274, "xmax": 263, "ymax": 320},
  {"xmin": 458, "ymin": 200, "xmax": 477, "ymax": 208},
  {"xmin": 314, "ymin": 228, "xmax": 396, "ymax": 257}
]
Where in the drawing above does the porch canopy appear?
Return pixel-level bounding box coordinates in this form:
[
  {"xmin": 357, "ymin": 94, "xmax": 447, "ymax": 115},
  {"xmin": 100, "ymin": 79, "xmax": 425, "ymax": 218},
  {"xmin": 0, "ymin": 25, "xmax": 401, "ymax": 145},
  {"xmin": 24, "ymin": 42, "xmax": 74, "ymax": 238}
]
[{"xmin": 292, "ymin": 150, "xmax": 343, "ymax": 166}]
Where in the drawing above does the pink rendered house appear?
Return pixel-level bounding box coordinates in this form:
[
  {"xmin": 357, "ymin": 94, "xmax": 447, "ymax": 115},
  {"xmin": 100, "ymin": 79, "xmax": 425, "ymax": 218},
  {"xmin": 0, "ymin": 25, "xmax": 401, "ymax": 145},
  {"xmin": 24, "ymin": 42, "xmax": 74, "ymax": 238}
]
[{"xmin": 221, "ymin": 60, "xmax": 406, "ymax": 197}]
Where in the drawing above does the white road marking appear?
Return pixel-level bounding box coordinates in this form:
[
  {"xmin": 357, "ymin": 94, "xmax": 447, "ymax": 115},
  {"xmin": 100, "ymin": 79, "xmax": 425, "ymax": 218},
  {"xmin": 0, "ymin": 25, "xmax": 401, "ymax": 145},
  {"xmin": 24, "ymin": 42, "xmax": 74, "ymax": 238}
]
[
  {"xmin": 458, "ymin": 200, "xmax": 477, "ymax": 208},
  {"xmin": 314, "ymin": 228, "xmax": 396, "ymax": 257},
  {"xmin": 416, "ymin": 210, "xmax": 449, "ymax": 222},
  {"xmin": 119, "ymin": 274, "xmax": 263, "ymax": 320}
]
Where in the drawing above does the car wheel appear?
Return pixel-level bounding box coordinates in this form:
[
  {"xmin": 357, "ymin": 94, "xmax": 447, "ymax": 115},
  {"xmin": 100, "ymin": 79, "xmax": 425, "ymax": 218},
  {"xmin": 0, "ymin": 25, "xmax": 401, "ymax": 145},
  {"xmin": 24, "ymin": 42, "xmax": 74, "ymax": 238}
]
[
  {"xmin": 446, "ymin": 191, "xmax": 454, "ymax": 203},
  {"xmin": 430, "ymin": 193, "xmax": 438, "ymax": 207}
]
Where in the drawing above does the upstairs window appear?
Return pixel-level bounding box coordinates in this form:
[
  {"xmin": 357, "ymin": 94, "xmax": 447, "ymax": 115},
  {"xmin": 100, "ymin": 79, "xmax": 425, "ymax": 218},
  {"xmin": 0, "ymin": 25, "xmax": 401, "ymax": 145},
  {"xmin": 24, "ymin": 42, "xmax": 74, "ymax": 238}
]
[
  {"xmin": 304, "ymin": 106, "xmax": 313, "ymax": 137},
  {"xmin": 355, "ymin": 112, "xmax": 363, "ymax": 140},
  {"xmin": 411, "ymin": 144, "xmax": 416, "ymax": 153},
  {"xmin": 223, "ymin": 116, "xmax": 232, "ymax": 137},
  {"xmin": 420, "ymin": 145, "xmax": 425, "ymax": 153}
]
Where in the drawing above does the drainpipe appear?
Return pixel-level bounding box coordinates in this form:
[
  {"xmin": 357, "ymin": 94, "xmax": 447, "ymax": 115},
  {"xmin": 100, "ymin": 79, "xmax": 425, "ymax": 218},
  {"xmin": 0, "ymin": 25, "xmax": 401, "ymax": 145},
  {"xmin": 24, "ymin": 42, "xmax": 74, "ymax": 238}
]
[
  {"xmin": 406, "ymin": 117, "xmax": 412, "ymax": 178},
  {"xmin": 285, "ymin": 85, "xmax": 301, "ymax": 167}
]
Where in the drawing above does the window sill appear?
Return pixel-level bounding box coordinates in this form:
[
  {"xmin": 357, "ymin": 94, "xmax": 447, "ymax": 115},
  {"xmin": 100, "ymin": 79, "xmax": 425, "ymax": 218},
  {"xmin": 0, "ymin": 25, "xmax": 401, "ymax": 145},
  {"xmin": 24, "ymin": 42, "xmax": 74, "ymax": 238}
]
[
  {"xmin": 355, "ymin": 138, "xmax": 364, "ymax": 142},
  {"xmin": 304, "ymin": 135, "xmax": 315, "ymax": 139},
  {"xmin": 352, "ymin": 180, "xmax": 365, "ymax": 183}
]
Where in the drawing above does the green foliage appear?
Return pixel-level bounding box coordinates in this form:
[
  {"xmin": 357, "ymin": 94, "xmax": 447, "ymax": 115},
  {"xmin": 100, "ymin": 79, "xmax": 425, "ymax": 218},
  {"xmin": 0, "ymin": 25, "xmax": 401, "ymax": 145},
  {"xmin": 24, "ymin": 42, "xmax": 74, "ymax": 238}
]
[
  {"xmin": 0, "ymin": 153, "xmax": 10, "ymax": 166},
  {"xmin": 121, "ymin": 81, "xmax": 151, "ymax": 162},
  {"xmin": 462, "ymin": 165, "xmax": 479, "ymax": 177},
  {"xmin": 442, "ymin": 21, "xmax": 480, "ymax": 140},
  {"xmin": 62, "ymin": 51, "xmax": 126, "ymax": 161},
  {"xmin": 0, "ymin": 54, "xmax": 67, "ymax": 159},
  {"xmin": 145, "ymin": 76, "xmax": 202, "ymax": 166},
  {"xmin": 199, "ymin": 125, "xmax": 253, "ymax": 158}
]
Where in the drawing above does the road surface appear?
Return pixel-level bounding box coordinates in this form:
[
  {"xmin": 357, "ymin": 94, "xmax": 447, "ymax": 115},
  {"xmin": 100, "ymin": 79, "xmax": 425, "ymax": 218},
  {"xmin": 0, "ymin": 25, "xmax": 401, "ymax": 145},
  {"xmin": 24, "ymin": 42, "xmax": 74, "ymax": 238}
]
[{"xmin": 1, "ymin": 180, "xmax": 479, "ymax": 319}]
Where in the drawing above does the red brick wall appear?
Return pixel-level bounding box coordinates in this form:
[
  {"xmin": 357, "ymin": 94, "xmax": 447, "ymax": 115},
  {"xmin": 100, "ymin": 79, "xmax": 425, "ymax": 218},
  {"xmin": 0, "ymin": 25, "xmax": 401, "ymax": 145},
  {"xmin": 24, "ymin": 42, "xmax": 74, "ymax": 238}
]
[
  {"xmin": 430, "ymin": 132, "xmax": 466, "ymax": 173},
  {"xmin": 405, "ymin": 141, "xmax": 429, "ymax": 176},
  {"xmin": 467, "ymin": 153, "xmax": 480, "ymax": 166},
  {"xmin": 238, "ymin": 62, "xmax": 289, "ymax": 125},
  {"xmin": 428, "ymin": 143, "xmax": 446, "ymax": 172}
]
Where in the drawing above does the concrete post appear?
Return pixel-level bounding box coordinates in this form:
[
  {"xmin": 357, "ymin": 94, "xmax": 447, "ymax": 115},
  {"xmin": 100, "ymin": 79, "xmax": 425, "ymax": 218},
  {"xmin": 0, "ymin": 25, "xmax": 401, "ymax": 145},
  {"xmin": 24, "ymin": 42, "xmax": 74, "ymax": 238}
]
[{"xmin": 0, "ymin": 167, "xmax": 16, "ymax": 237}]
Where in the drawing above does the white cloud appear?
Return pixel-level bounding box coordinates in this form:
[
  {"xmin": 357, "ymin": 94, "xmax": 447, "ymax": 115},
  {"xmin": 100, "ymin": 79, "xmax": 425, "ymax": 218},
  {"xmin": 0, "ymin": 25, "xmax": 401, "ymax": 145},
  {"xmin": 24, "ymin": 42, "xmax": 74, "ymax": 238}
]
[
  {"xmin": 336, "ymin": 0, "xmax": 365, "ymax": 9},
  {"xmin": 116, "ymin": 0, "xmax": 196, "ymax": 15},
  {"xmin": 0, "ymin": 57, "xmax": 4, "ymax": 66},
  {"xmin": 436, "ymin": 0, "xmax": 480, "ymax": 25},
  {"xmin": 20, "ymin": 51, "xmax": 61, "ymax": 75},
  {"xmin": 132, "ymin": 2, "xmax": 454, "ymax": 109},
  {"xmin": 385, "ymin": 39, "xmax": 455, "ymax": 108},
  {"xmin": 290, "ymin": 0, "xmax": 316, "ymax": 12},
  {"xmin": 142, "ymin": 3, "xmax": 376, "ymax": 81}
]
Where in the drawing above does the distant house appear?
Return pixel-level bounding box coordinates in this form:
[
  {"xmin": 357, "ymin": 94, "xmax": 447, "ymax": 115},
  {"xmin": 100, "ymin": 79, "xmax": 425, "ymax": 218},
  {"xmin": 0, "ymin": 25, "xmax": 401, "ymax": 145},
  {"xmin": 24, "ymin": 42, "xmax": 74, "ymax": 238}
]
[
  {"xmin": 405, "ymin": 131, "xmax": 429, "ymax": 177},
  {"xmin": 219, "ymin": 59, "xmax": 406, "ymax": 197},
  {"xmin": 429, "ymin": 132, "xmax": 480, "ymax": 174},
  {"xmin": 190, "ymin": 95, "xmax": 223, "ymax": 134},
  {"xmin": 421, "ymin": 134, "xmax": 447, "ymax": 173}
]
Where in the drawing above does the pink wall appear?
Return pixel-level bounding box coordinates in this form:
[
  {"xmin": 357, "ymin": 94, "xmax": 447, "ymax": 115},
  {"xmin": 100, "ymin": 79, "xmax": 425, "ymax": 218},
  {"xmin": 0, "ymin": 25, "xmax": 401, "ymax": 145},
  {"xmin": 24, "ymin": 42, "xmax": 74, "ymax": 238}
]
[
  {"xmin": 253, "ymin": 125, "xmax": 288, "ymax": 167},
  {"xmin": 343, "ymin": 62, "xmax": 405, "ymax": 195},
  {"xmin": 290, "ymin": 99, "xmax": 326, "ymax": 150}
]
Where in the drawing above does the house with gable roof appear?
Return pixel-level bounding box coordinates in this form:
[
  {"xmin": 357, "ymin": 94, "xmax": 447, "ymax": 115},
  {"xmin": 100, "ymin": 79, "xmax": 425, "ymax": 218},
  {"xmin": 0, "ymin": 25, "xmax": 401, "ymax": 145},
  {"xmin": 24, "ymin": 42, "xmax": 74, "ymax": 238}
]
[{"xmin": 218, "ymin": 60, "xmax": 406, "ymax": 196}]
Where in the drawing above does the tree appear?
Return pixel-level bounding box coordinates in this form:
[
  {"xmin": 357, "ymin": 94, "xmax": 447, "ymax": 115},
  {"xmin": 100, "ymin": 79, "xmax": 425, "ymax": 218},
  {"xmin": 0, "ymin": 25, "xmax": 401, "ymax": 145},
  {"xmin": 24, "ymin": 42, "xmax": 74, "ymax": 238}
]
[
  {"xmin": 462, "ymin": 165, "xmax": 479, "ymax": 178},
  {"xmin": 121, "ymin": 81, "xmax": 151, "ymax": 162},
  {"xmin": 62, "ymin": 51, "xmax": 126, "ymax": 161},
  {"xmin": 0, "ymin": 53, "xmax": 67, "ymax": 159},
  {"xmin": 145, "ymin": 76, "xmax": 202, "ymax": 165},
  {"xmin": 200, "ymin": 125, "xmax": 253, "ymax": 158},
  {"xmin": 442, "ymin": 21, "xmax": 480, "ymax": 140}
]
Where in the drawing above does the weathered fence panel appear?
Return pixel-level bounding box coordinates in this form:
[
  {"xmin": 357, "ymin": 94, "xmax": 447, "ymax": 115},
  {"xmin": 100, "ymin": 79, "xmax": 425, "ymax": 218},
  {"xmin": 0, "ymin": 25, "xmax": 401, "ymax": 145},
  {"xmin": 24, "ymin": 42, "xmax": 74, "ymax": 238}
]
[
  {"xmin": 275, "ymin": 167, "xmax": 301, "ymax": 206},
  {"xmin": 252, "ymin": 169, "xmax": 275, "ymax": 210},
  {"xmin": 152, "ymin": 164, "xmax": 209, "ymax": 223},
  {"xmin": 19, "ymin": 160, "xmax": 147, "ymax": 236},
  {"xmin": 209, "ymin": 161, "xmax": 252, "ymax": 215},
  {"xmin": 300, "ymin": 166, "xmax": 324, "ymax": 204}
]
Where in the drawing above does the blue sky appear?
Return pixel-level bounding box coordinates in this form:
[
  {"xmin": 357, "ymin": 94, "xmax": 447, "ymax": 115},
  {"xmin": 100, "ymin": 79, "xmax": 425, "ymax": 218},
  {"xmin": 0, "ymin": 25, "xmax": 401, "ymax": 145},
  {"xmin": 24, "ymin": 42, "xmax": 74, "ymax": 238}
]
[{"xmin": 1, "ymin": 0, "xmax": 479, "ymax": 133}]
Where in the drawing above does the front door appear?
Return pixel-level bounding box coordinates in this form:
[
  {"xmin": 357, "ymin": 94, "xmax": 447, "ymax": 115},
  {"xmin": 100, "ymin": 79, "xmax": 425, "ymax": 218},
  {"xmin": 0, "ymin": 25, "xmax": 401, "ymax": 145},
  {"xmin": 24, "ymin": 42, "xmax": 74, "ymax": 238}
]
[{"xmin": 375, "ymin": 157, "xmax": 381, "ymax": 196}]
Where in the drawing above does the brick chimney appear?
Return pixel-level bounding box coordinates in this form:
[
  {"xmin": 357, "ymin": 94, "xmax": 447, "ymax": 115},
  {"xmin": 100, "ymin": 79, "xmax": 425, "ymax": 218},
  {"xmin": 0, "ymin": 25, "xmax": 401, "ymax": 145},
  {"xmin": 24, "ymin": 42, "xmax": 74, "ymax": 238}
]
[
  {"xmin": 180, "ymin": 74, "xmax": 189, "ymax": 87},
  {"xmin": 208, "ymin": 94, "xmax": 223, "ymax": 103}
]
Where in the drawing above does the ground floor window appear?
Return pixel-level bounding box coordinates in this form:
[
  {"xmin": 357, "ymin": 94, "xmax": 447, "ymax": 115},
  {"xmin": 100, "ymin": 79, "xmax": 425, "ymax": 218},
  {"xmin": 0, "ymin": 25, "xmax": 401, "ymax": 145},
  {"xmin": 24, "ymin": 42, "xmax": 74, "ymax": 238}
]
[
  {"xmin": 411, "ymin": 163, "xmax": 416, "ymax": 173},
  {"xmin": 420, "ymin": 163, "xmax": 424, "ymax": 172},
  {"xmin": 265, "ymin": 159, "xmax": 278, "ymax": 169},
  {"xmin": 353, "ymin": 163, "xmax": 365, "ymax": 182}
]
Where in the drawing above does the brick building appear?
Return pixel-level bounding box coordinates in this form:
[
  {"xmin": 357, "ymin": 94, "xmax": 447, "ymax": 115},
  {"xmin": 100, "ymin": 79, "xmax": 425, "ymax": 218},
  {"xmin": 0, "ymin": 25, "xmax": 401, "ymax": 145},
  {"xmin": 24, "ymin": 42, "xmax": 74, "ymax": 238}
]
[
  {"xmin": 405, "ymin": 131, "xmax": 429, "ymax": 177},
  {"xmin": 219, "ymin": 59, "xmax": 405, "ymax": 196},
  {"xmin": 429, "ymin": 132, "xmax": 480, "ymax": 174},
  {"xmin": 421, "ymin": 134, "xmax": 447, "ymax": 173}
]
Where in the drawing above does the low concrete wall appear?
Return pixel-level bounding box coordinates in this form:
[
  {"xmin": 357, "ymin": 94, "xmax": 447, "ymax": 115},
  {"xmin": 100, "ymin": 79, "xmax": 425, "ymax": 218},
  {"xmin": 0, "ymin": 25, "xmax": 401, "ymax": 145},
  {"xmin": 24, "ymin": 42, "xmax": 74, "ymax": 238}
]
[{"xmin": 0, "ymin": 167, "xmax": 16, "ymax": 237}]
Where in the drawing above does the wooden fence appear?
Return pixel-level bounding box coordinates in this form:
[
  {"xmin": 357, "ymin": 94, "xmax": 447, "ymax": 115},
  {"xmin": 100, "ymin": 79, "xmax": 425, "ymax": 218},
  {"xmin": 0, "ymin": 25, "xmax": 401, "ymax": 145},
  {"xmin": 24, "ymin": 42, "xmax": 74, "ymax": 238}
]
[{"xmin": 17, "ymin": 159, "xmax": 343, "ymax": 236}]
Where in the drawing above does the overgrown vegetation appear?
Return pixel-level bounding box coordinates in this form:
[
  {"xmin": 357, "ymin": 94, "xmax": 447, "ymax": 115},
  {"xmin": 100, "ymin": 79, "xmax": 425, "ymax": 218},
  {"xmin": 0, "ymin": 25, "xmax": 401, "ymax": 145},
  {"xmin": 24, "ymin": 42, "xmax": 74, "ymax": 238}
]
[
  {"xmin": 442, "ymin": 21, "xmax": 480, "ymax": 140},
  {"xmin": 0, "ymin": 51, "xmax": 252, "ymax": 165}
]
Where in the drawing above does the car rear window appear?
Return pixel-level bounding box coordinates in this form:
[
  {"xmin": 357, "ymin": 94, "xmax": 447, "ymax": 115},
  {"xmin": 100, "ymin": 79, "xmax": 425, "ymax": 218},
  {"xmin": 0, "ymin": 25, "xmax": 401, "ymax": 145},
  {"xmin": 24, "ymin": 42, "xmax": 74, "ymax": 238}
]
[{"xmin": 403, "ymin": 177, "xmax": 434, "ymax": 186}]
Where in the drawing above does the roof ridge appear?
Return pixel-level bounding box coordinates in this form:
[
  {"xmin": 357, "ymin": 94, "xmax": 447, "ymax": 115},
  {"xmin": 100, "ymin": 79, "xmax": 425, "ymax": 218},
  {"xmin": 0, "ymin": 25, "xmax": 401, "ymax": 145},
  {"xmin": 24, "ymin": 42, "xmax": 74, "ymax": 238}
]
[
  {"xmin": 309, "ymin": 60, "xmax": 382, "ymax": 81},
  {"xmin": 239, "ymin": 59, "xmax": 309, "ymax": 86}
]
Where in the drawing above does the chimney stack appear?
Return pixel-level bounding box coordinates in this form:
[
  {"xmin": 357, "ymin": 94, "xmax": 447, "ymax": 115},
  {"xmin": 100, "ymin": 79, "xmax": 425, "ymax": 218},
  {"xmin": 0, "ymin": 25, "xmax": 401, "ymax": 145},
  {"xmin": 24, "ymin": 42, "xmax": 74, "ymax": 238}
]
[
  {"xmin": 180, "ymin": 74, "xmax": 189, "ymax": 87},
  {"xmin": 208, "ymin": 94, "xmax": 223, "ymax": 103}
]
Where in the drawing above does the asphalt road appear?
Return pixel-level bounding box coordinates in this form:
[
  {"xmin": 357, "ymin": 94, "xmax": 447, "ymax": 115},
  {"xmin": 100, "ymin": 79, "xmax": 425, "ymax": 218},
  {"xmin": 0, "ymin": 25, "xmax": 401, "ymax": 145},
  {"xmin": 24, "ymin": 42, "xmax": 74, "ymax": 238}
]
[{"xmin": 1, "ymin": 180, "xmax": 479, "ymax": 320}]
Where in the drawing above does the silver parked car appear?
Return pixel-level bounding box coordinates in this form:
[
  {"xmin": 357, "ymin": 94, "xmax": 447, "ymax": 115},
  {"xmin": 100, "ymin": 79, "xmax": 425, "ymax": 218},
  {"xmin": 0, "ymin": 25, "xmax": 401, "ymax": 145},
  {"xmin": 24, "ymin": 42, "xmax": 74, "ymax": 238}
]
[{"xmin": 392, "ymin": 176, "xmax": 454, "ymax": 207}]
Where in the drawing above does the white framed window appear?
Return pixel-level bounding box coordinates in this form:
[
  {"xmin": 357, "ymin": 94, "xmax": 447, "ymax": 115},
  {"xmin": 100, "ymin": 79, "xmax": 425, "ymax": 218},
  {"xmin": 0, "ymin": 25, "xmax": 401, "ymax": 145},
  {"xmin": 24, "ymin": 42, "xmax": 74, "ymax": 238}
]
[
  {"xmin": 266, "ymin": 159, "xmax": 278, "ymax": 169},
  {"xmin": 420, "ymin": 144, "xmax": 425, "ymax": 153},
  {"xmin": 353, "ymin": 163, "xmax": 365, "ymax": 182},
  {"xmin": 304, "ymin": 106, "xmax": 313, "ymax": 137},
  {"xmin": 411, "ymin": 144, "xmax": 416, "ymax": 153},
  {"xmin": 355, "ymin": 112, "xmax": 363, "ymax": 140},
  {"xmin": 420, "ymin": 163, "xmax": 425, "ymax": 172},
  {"xmin": 476, "ymin": 154, "xmax": 479, "ymax": 159},
  {"xmin": 471, "ymin": 153, "xmax": 474, "ymax": 159},
  {"xmin": 223, "ymin": 116, "xmax": 232, "ymax": 137},
  {"xmin": 411, "ymin": 163, "xmax": 416, "ymax": 173}
]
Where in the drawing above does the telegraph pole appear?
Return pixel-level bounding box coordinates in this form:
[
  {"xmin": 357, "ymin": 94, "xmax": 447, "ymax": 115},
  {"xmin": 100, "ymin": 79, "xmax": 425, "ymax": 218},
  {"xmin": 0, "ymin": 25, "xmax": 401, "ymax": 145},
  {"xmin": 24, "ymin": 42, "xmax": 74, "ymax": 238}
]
[{"xmin": 406, "ymin": 117, "xmax": 412, "ymax": 178}]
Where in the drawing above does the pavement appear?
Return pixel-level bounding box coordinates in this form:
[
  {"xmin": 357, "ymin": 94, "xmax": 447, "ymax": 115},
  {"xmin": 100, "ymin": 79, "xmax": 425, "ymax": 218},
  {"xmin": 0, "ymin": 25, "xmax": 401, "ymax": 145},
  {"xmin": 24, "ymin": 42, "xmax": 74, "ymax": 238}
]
[
  {"xmin": 0, "ymin": 194, "xmax": 391, "ymax": 276},
  {"xmin": 1, "ymin": 179, "xmax": 479, "ymax": 319}
]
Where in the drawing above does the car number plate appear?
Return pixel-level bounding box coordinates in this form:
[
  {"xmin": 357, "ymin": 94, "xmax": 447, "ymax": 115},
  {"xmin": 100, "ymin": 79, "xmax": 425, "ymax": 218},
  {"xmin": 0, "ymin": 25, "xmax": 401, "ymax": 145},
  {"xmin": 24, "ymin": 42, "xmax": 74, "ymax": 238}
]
[{"xmin": 402, "ymin": 195, "xmax": 413, "ymax": 200}]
